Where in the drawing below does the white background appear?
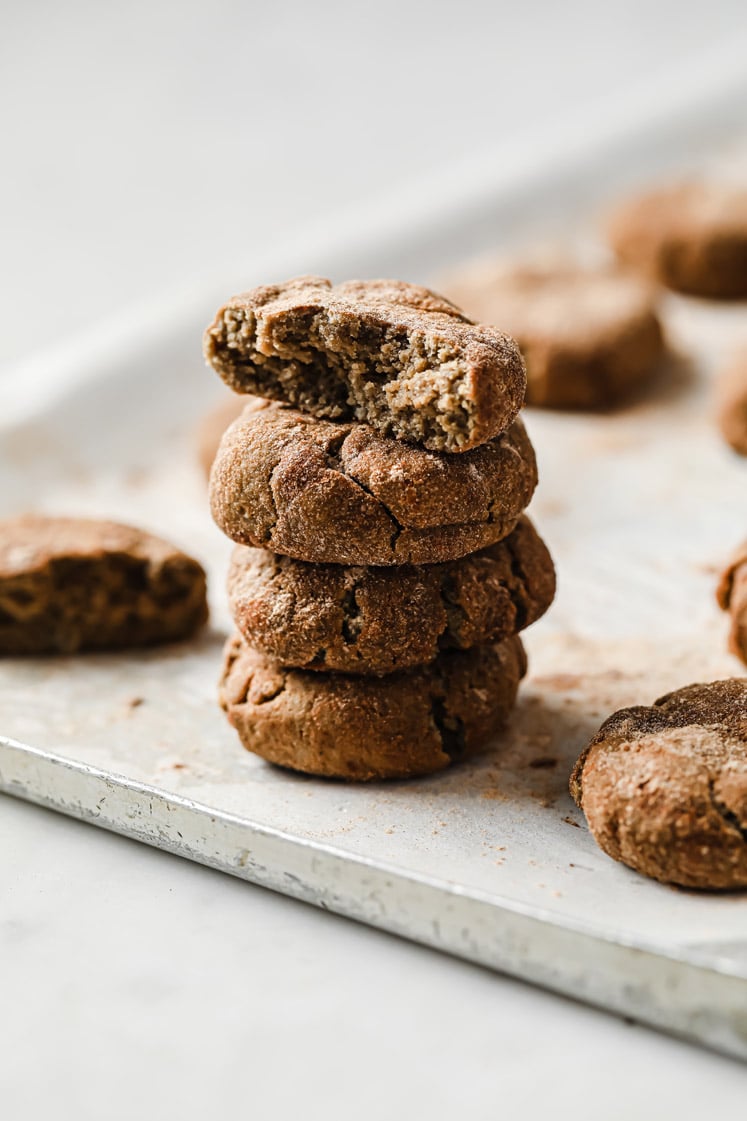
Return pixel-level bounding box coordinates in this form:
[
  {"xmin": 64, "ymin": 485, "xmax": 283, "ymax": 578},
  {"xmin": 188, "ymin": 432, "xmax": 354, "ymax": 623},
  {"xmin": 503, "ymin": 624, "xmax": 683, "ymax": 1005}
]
[{"xmin": 3, "ymin": 1, "xmax": 747, "ymax": 1115}]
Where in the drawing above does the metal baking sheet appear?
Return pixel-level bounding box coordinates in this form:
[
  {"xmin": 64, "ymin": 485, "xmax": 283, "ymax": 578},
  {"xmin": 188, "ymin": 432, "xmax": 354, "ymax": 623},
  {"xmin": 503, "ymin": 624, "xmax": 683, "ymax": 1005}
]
[{"xmin": 2, "ymin": 62, "xmax": 747, "ymax": 1059}]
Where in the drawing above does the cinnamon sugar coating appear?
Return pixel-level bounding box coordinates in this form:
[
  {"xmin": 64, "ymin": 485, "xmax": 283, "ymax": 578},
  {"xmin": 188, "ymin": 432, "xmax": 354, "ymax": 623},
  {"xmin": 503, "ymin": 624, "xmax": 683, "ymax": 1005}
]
[
  {"xmin": 571, "ymin": 680, "xmax": 747, "ymax": 889},
  {"xmin": 209, "ymin": 402, "xmax": 537, "ymax": 566},
  {"xmin": 220, "ymin": 633, "xmax": 526, "ymax": 780},
  {"xmin": 227, "ymin": 516, "xmax": 554, "ymax": 675}
]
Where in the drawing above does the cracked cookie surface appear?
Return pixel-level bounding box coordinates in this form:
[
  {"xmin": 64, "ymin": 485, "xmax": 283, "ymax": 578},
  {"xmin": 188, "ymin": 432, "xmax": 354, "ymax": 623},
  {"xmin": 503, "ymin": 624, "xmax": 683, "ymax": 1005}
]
[
  {"xmin": 0, "ymin": 515, "xmax": 208, "ymax": 654},
  {"xmin": 444, "ymin": 262, "xmax": 663, "ymax": 409},
  {"xmin": 570, "ymin": 679, "xmax": 747, "ymax": 888},
  {"xmin": 219, "ymin": 633, "xmax": 526, "ymax": 780},
  {"xmin": 227, "ymin": 516, "xmax": 554, "ymax": 675},
  {"xmin": 203, "ymin": 276, "xmax": 526, "ymax": 452},
  {"xmin": 717, "ymin": 542, "xmax": 747, "ymax": 667},
  {"xmin": 209, "ymin": 401, "xmax": 537, "ymax": 565},
  {"xmin": 607, "ymin": 182, "xmax": 747, "ymax": 299}
]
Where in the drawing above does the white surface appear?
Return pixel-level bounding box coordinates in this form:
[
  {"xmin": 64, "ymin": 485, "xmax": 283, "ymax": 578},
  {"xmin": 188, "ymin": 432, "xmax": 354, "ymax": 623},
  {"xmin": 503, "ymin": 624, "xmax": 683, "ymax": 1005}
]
[{"xmin": 3, "ymin": 1, "xmax": 747, "ymax": 1115}]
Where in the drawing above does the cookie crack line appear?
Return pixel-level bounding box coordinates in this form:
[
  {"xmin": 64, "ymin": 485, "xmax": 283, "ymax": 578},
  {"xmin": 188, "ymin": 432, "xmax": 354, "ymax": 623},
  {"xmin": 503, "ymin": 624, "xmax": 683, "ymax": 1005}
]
[
  {"xmin": 430, "ymin": 693, "xmax": 465, "ymax": 760},
  {"xmin": 343, "ymin": 468, "xmax": 403, "ymax": 554},
  {"xmin": 707, "ymin": 778, "xmax": 747, "ymax": 845}
]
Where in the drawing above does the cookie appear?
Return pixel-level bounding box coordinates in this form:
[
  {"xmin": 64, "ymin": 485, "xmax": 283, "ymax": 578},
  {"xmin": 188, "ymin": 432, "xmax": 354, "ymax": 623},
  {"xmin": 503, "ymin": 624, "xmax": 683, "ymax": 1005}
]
[
  {"xmin": 209, "ymin": 402, "xmax": 537, "ymax": 565},
  {"xmin": 570, "ymin": 680, "xmax": 747, "ymax": 889},
  {"xmin": 716, "ymin": 350, "xmax": 747, "ymax": 456},
  {"xmin": 203, "ymin": 275, "xmax": 527, "ymax": 453},
  {"xmin": 717, "ymin": 542, "xmax": 747, "ymax": 667},
  {"xmin": 195, "ymin": 393, "xmax": 252, "ymax": 477},
  {"xmin": 227, "ymin": 516, "xmax": 554, "ymax": 675},
  {"xmin": 444, "ymin": 262, "xmax": 664, "ymax": 409},
  {"xmin": 0, "ymin": 515, "xmax": 208, "ymax": 654},
  {"xmin": 219, "ymin": 633, "xmax": 526, "ymax": 780},
  {"xmin": 607, "ymin": 183, "xmax": 747, "ymax": 299}
]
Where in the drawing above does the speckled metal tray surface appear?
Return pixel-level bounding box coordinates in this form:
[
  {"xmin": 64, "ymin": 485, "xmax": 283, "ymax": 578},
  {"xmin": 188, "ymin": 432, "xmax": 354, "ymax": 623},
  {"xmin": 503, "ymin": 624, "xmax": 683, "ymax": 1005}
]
[{"xmin": 2, "ymin": 64, "xmax": 747, "ymax": 1059}]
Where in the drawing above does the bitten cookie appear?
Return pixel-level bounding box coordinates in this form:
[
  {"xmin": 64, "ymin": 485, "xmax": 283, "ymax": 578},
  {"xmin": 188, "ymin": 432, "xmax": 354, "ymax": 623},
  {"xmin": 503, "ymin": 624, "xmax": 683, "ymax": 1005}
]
[
  {"xmin": 219, "ymin": 633, "xmax": 526, "ymax": 780},
  {"xmin": 717, "ymin": 542, "xmax": 747, "ymax": 667},
  {"xmin": 716, "ymin": 351, "xmax": 747, "ymax": 456},
  {"xmin": 227, "ymin": 516, "xmax": 554, "ymax": 675},
  {"xmin": 444, "ymin": 263, "xmax": 663, "ymax": 409},
  {"xmin": 210, "ymin": 402, "xmax": 537, "ymax": 566},
  {"xmin": 0, "ymin": 515, "xmax": 208, "ymax": 654},
  {"xmin": 607, "ymin": 182, "xmax": 747, "ymax": 299},
  {"xmin": 570, "ymin": 680, "xmax": 747, "ymax": 889},
  {"xmin": 203, "ymin": 275, "xmax": 527, "ymax": 452}
]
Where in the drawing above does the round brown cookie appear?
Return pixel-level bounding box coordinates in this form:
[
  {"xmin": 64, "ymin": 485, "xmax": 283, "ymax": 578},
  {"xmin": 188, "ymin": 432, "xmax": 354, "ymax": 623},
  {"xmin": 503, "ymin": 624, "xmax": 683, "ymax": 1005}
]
[
  {"xmin": 0, "ymin": 515, "xmax": 208, "ymax": 654},
  {"xmin": 219, "ymin": 633, "xmax": 527, "ymax": 780},
  {"xmin": 717, "ymin": 542, "xmax": 747, "ymax": 667},
  {"xmin": 209, "ymin": 402, "xmax": 537, "ymax": 565},
  {"xmin": 203, "ymin": 275, "xmax": 527, "ymax": 453},
  {"xmin": 607, "ymin": 183, "xmax": 747, "ymax": 299},
  {"xmin": 444, "ymin": 262, "xmax": 663, "ymax": 409},
  {"xmin": 716, "ymin": 350, "xmax": 747, "ymax": 457},
  {"xmin": 227, "ymin": 516, "xmax": 554, "ymax": 675},
  {"xmin": 195, "ymin": 393, "xmax": 260, "ymax": 478},
  {"xmin": 570, "ymin": 680, "xmax": 747, "ymax": 889}
]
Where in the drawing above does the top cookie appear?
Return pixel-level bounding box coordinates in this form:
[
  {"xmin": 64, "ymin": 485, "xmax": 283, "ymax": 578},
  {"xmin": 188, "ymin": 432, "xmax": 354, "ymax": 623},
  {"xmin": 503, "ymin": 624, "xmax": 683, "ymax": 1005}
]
[
  {"xmin": 444, "ymin": 261, "xmax": 663, "ymax": 409},
  {"xmin": 607, "ymin": 182, "xmax": 747, "ymax": 299},
  {"xmin": 570, "ymin": 680, "xmax": 747, "ymax": 889},
  {"xmin": 203, "ymin": 276, "xmax": 527, "ymax": 453},
  {"xmin": 0, "ymin": 515, "xmax": 208, "ymax": 654}
]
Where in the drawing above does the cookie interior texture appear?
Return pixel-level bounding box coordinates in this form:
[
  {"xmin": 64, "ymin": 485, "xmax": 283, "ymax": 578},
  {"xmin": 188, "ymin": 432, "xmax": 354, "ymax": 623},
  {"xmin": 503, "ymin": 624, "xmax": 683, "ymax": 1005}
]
[
  {"xmin": 209, "ymin": 402, "xmax": 537, "ymax": 566},
  {"xmin": 443, "ymin": 262, "xmax": 663, "ymax": 409},
  {"xmin": 203, "ymin": 275, "xmax": 527, "ymax": 453},
  {"xmin": 607, "ymin": 182, "xmax": 747, "ymax": 299},
  {"xmin": 227, "ymin": 516, "xmax": 555, "ymax": 675},
  {"xmin": 717, "ymin": 543, "xmax": 747, "ymax": 667},
  {"xmin": 219, "ymin": 633, "xmax": 527, "ymax": 781},
  {"xmin": 0, "ymin": 515, "xmax": 208, "ymax": 654},
  {"xmin": 571, "ymin": 680, "xmax": 747, "ymax": 889}
]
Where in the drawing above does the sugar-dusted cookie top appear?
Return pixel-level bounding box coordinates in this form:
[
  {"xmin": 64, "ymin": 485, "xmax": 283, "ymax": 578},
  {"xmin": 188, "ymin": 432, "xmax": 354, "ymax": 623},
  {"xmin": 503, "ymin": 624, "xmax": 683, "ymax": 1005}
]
[
  {"xmin": 209, "ymin": 402, "xmax": 537, "ymax": 566},
  {"xmin": 571, "ymin": 680, "xmax": 747, "ymax": 889},
  {"xmin": 203, "ymin": 276, "xmax": 526, "ymax": 452}
]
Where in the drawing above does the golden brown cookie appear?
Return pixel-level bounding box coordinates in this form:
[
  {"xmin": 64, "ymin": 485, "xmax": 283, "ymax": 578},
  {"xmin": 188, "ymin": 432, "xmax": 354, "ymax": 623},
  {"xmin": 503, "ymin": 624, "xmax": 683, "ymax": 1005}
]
[
  {"xmin": 444, "ymin": 262, "xmax": 664, "ymax": 409},
  {"xmin": 717, "ymin": 542, "xmax": 747, "ymax": 667},
  {"xmin": 209, "ymin": 402, "xmax": 537, "ymax": 566},
  {"xmin": 0, "ymin": 515, "xmax": 208, "ymax": 654},
  {"xmin": 195, "ymin": 394, "xmax": 253, "ymax": 478},
  {"xmin": 220, "ymin": 633, "xmax": 526, "ymax": 780},
  {"xmin": 227, "ymin": 516, "xmax": 554, "ymax": 675},
  {"xmin": 203, "ymin": 275, "xmax": 527, "ymax": 452},
  {"xmin": 607, "ymin": 183, "xmax": 747, "ymax": 299},
  {"xmin": 716, "ymin": 350, "xmax": 747, "ymax": 456},
  {"xmin": 570, "ymin": 680, "xmax": 747, "ymax": 889}
]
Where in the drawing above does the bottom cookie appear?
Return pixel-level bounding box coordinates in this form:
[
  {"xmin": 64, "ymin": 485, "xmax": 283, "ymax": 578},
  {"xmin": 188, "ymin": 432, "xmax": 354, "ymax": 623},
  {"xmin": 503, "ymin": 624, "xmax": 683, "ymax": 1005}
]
[{"xmin": 219, "ymin": 634, "xmax": 526, "ymax": 780}]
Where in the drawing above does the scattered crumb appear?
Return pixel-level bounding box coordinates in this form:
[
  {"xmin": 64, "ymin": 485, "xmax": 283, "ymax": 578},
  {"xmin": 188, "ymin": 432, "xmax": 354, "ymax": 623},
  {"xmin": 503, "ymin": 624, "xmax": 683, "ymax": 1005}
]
[
  {"xmin": 126, "ymin": 696, "xmax": 144, "ymax": 709},
  {"xmin": 562, "ymin": 815, "xmax": 581, "ymax": 827}
]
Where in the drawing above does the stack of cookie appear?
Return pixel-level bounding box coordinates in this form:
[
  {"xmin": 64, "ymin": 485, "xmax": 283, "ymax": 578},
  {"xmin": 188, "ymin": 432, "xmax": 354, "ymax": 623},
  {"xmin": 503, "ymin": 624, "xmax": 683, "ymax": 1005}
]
[{"xmin": 203, "ymin": 276, "xmax": 555, "ymax": 780}]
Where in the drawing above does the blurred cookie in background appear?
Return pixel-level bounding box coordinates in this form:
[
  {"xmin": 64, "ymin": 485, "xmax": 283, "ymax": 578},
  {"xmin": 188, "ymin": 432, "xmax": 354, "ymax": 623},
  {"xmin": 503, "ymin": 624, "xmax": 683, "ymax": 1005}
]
[
  {"xmin": 443, "ymin": 260, "xmax": 664, "ymax": 410},
  {"xmin": 717, "ymin": 540, "xmax": 747, "ymax": 667},
  {"xmin": 195, "ymin": 393, "xmax": 264, "ymax": 478},
  {"xmin": 716, "ymin": 349, "xmax": 747, "ymax": 457},
  {"xmin": 607, "ymin": 182, "xmax": 747, "ymax": 300}
]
